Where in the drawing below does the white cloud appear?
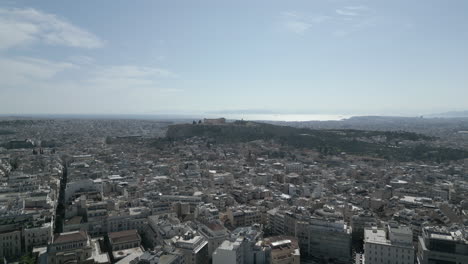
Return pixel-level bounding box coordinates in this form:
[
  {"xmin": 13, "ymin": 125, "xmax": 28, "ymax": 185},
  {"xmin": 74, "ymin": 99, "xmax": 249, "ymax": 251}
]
[{"xmin": 0, "ymin": 7, "xmax": 103, "ymax": 50}]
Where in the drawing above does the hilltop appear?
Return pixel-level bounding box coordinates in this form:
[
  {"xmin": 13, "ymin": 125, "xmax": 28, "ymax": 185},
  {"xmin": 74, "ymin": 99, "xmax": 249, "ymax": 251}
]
[{"xmin": 165, "ymin": 121, "xmax": 468, "ymax": 162}]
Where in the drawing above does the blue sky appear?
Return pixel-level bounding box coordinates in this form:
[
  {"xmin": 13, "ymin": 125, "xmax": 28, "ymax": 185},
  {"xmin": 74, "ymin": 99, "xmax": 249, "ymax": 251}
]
[{"xmin": 1, "ymin": 0, "xmax": 467, "ymax": 116}]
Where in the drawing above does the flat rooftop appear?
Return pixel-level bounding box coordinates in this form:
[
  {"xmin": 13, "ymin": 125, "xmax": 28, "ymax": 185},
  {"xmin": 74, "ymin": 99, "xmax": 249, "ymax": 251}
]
[{"xmin": 364, "ymin": 228, "xmax": 389, "ymax": 245}]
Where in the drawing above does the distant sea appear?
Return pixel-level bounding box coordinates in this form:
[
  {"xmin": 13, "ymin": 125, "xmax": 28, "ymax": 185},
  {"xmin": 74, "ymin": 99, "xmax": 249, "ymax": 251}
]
[
  {"xmin": 214, "ymin": 114, "xmax": 351, "ymax": 122},
  {"xmin": 0, "ymin": 113, "xmax": 352, "ymax": 122}
]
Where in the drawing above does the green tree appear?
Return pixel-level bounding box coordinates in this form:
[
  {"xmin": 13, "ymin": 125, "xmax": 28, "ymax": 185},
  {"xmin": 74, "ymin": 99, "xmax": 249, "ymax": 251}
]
[{"xmin": 19, "ymin": 253, "xmax": 36, "ymax": 264}]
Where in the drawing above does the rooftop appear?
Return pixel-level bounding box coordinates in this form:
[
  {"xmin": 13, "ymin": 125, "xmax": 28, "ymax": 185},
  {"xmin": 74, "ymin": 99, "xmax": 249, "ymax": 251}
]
[
  {"xmin": 109, "ymin": 229, "xmax": 140, "ymax": 245},
  {"xmin": 364, "ymin": 228, "xmax": 389, "ymax": 245},
  {"xmin": 217, "ymin": 239, "xmax": 242, "ymax": 251},
  {"xmin": 53, "ymin": 230, "xmax": 88, "ymax": 244}
]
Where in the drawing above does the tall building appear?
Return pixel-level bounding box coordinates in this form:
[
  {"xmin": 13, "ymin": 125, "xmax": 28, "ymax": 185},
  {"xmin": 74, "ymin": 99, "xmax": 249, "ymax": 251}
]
[
  {"xmin": 351, "ymin": 211, "xmax": 378, "ymax": 243},
  {"xmin": 174, "ymin": 232, "xmax": 209, "ymax": 264},
  {"xmin": 417, "ymin": 226, "xmax": 468, "ymax": 264},
  {"xmin": 197, "ymin": 221, "xmax": 229, "ymax": 258},
  {"xmin": 267, "ymin": 208, "xmax": 285, "ymax": 236},
  {"xmin": 364, "ymin": 223, "xmax": 414, "ymax": 264},
  {"xmin": 297, "ymin": 218, "xmax": 352, "ymax": 263},
  {"xmin": 212, "ymin": 238, "xmax": 245, "ymax": 264},
  {"xmin": 213, "ymin": 225, "xmax": 265, "ymax": 264}
]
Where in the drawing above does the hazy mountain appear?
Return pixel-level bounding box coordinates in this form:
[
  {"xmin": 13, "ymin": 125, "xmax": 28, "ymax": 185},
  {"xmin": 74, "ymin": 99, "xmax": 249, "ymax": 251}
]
[{"xmin": 427, "ymin": 111, "xmax": 468, "ymax": 118}]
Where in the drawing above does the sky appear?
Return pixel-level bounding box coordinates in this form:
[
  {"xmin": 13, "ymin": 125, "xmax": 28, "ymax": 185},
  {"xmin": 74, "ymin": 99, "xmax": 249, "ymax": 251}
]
[{"xmin": 0, "ymin": 0, "xmax": 467, "ymax": 116}]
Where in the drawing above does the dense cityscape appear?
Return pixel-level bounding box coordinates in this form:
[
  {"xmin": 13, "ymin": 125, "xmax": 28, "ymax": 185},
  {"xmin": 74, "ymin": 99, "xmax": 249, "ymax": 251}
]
[
  {"xmin": 0, "ymin": 116, "xmax": 467, "ymax": 264},
  {"xmin": 1, "ymin": 1, "xmax": 468, "ymax": 263}
]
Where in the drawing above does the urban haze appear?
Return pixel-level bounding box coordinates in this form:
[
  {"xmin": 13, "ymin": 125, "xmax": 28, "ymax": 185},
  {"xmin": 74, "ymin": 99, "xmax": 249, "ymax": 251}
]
[{"xmin": 0, "ymin": 1, "xmax": 467, "ymax": 264}]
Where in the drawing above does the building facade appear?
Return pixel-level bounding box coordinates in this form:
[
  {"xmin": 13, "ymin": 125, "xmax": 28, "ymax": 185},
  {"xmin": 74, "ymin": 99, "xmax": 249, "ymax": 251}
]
[
  {"xmin": 417, "ymin": 226, "xmax": 468, "ymax": 264},
  {"xmin": 0, "ymin": 229, "xmax": 22, "ymax": 260},
  {"xmin": 364, "ymin": 224, "xmax": 414, "ymax": 264}
]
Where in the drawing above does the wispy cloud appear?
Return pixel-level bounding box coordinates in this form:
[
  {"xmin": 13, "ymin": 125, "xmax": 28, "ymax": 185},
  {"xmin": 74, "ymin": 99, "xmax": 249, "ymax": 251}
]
[
  {"xmin": 333, "ymin": 5, "xmax": 375, "ymax": 37},
  {"xmin": 0, "ymin": 7, "xmax": 103, "ymax": 50},
  {"xmin": 345, "ymin": 6, "xmax": 369, "ymax": 11},
  {"xmin": 284, "ymin": 21, "xmax": 312, "ymax": 34},
  {"xmin": 335, "ymin": 6, "xmax": 370, "ymax": 17},
  {"xmin": 335, "ymin": 9, "xmax": 359, "ymax": 17},
  {"xmin": 86, "ymin": 65, "xmax": 178, "ymax": 93},
  {"xmin": 332, "ymin": 18, "xmax": 376, "ymax": 37},
  {"xmin": 69, "ymin": 55, "xmax": 95, "ymax": 65},
  {"xmin": 96, "ymin": 65, "xmax": 177, "ymax": 79},
  {"xmin": 0, "ymin": 57, "xmax": 75, "ymax": 87},
  {"xmin": 281, "ymin": 11, "xmax": 330, "ymax": 34},
  {"xmin": 0, "ymin": 56, "xmax": 177, "ymax": 94},
  {"xmin": 280, "ymin": 5, "xmax": 374, "ymax": 37}
]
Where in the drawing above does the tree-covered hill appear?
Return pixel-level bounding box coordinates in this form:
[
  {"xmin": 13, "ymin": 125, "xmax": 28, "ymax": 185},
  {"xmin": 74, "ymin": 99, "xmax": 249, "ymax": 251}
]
[{"xmin": 165, "ymin": 121, "xmax": 468, "ymax": 162}]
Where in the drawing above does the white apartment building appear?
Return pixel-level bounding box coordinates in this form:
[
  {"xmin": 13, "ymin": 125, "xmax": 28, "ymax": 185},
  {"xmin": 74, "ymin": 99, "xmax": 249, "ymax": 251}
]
[
  {"xmin": 364, "ymin": 224, "xmax": 414, "ymax": 264},
  {"xmin": 198, "ymin": 221, "xmax": 229, "ymax": 257},
  {"xmin": 212, "ymin": 238, "xmax": 245, "ymax": 264},
  {"xmin": 174, "ymin": 232, "xmax": 209, "ymax": 264}
]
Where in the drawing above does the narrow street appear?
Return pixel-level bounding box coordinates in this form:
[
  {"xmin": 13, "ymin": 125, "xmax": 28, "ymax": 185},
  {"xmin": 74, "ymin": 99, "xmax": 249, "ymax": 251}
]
[{"xmin": 54, "ymin": 162, "xmax": 67, "ymax": 234}]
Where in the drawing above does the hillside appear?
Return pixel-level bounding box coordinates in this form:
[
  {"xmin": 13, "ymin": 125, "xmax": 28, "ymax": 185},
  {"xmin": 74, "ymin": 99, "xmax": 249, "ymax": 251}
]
[{"xmin": 165, "ymin": 121, "xmax": 468, "ymax": 162}]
